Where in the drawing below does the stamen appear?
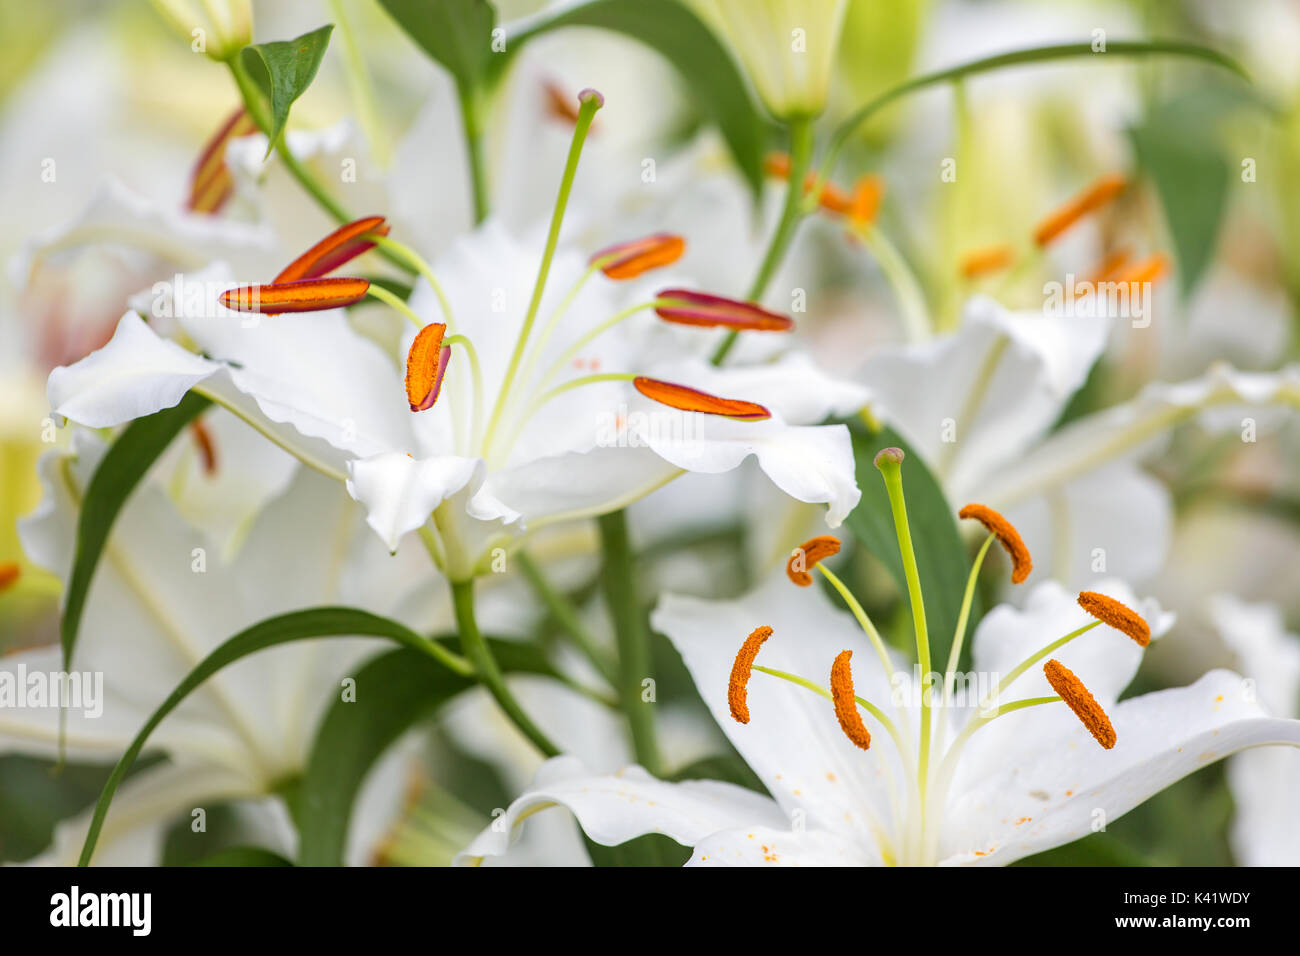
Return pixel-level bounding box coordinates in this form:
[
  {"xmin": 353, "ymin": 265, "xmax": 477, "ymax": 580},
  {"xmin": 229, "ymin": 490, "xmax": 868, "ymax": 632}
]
[
  {"xmin": 1111, "ymin": 252, "xmax": 1170, "ymax": 288},
  {"xmin": 958, "ymin": 503, "xmax": 1032, "ymax": 583},
  {"xmin": 274, "ymin": 216, "xmax": 390, "ymax": 282},
  {"xmin": 830, "ymin": 651, "xmax": 872, "ymax": 750},
  {"xmin": 632, "ymin": 377, "xmax": 770, "ymax": 420},
  {"xmin": 405, "ymin": 322, "xmax": 450, "ymax": 412},
  {"xmin": 190, "ymin": 419, "xmax": 217, "ymax": 475},
  {"xmin": 959, "ymin": 244, "xmax": 1016, "ymax": 279},
  {"xmin": 847, "ymin": 174, "xmax": 885, "ymax": 227},
  {"xmin": 590, "ymin": 234, "xmax": 685, "ymax": 279},
  {"xmin": 786, "ymin": 535, "xmax": 841, "ymax": 587},
  {"xmin": 1033, "ymin": 173, "xmax": 1126, "ymax": 246},
  {"xmin": 653, "ymin": 290, "xmax": 793, "ymax": 332},
  {"xmin": 187, "ymin": 108, "xmax": 258, "ymax": 214},
  {"xmin": 1085, "ymin": 247, "xmax": 1132, "ymax": 284},
  {"xmin": 219, "ymin": 277, "xmax": 371, "ymax": 314},
  {"xmin": 543, "ymin": 79, "xmax": 582, "ymax": 126},
  {"xmin": 0, "ymin": 561, "xmax": 19, "ymax": 594},
  {"xmin": 728, "ymin": 625, "xmax": 772, "ymax": 723},
  {"xmin": 1043, "ymin": 659, "xmax": 1116, "ymax": 749},
  {"xmin": 1077, "ymin": 591, "xmax": 1151, "ymax": 647}
]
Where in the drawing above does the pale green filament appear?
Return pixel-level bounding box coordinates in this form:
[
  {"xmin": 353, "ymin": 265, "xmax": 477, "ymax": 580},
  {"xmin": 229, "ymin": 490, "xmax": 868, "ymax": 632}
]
[
  {"xmin": 372, "ymin": 235, "xmax": 458, "ymax": 331},
  {"xmin": 527, "ymin": 301, "xmax": 663, "ymax": 401},
  {"xmin": 444, "ymin": 335, "xmax": 485, "ymax": 451},
  {"xmin": 366, "ymin": 284, "xmax": 423, "ymax": 328},
  {"xmin": 981, "ymin": 619, "xmax": 1101, "ymax": 713},
  {"xmin": 942, "ymin": 532, "xmax": 995, "ymax": 704},
  {"xmin": 494, "ymin": 372, "xmax": 637, "ymax": 468},
  {"xmin": 482, "ymin": 94, "xmax": 601, "ymax": 462}
]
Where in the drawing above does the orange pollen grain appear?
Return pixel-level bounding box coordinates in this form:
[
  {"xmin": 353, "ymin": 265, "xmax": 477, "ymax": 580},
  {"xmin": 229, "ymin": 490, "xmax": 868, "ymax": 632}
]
[
  {"xmin": 728, "ymin": 626, "xmax": 772, "ymax": 724},
  {"xmin": 1043, "ymin": 658, "xmax": 1117, "ymax": 749},
  {"xmin": 830, "ymin": 651, "xmax": 871, "ymax": 750},
  {"xmin": 786, "ymin": 535, "xmax": 841, "ymax": 587},
  {"xmin": 1033, "ymin": 173, "xmax": 1127, "ymax": 247},
  {"xmin": 959, "ymin": 503, "xmax": 1032, "ymax": 584},
  {"xmin": 0, "ymin": 561, "xmax": 19, "ymax": 594},
  {"xmin": 632, "ymin": 377, "xmax": 770, "ymax": 420},
  {"xmin": 959, "ymin": 244, "xmax": 1017, "ymax": 279},
  {"xmin": 405, "ymin": 322, "xmax": 449, "ymax": 412},
  {"xmin": 592, "ymin": 234, "xmax": 685, "ymax": 279},
  {"xmin": 1077, "ymin": 591, "xmax": 1151, "ymax": 647}
]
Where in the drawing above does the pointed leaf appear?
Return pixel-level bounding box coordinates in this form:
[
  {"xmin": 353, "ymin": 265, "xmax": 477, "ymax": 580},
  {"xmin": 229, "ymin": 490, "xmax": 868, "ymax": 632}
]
[{"xmin": 239, "ymin": 24, "xmax": 335, "ymax": 156}]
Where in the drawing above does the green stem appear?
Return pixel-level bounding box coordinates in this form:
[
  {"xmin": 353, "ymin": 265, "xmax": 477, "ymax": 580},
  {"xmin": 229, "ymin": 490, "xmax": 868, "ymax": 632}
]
[
  {"xmin": 517, "ymin": 551, "xmax": 618, "ymax": 687},
  {"xmin": 711, "ymin": 117, "xmax": 815, "ymax": 365},
  {"xmin": 481, "ymin": 92, "xmax": 601, "ymax": 459},
  {"xmin": 597, "ymin": 510, "xmax": 661, "ymax": 775},
  {"xmin": 451, "ymin": 578, "xmax": 559, "ymax": 757},
  {"xmin": 458, "ymin": 83, "xmax": 490, "ymax": 224}
]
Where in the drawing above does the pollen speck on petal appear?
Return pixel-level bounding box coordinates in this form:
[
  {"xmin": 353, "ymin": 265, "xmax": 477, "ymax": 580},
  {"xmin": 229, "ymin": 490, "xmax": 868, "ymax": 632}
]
[
  {"xmin": 405, "ymin": 323, "xmax": 450, "ymax": 412},
  {"xmin": 632, "ymin": 376, "xmax": 770, "ymax": 420},
  {"xmin": 830, "ymin": 651, "xmax": 871, "ymax": 750},
  {"xmin": 1078, "ymin": 591, "xmax": 1151, "ymax": 647},
  {"xmin": 1043, "ymin": 658, "xmax": 1117, "ymax": 749},
  {"xmin": 729, "ymin": 626, "xmax": 772, "ymax": 724},
  {"xmin": 786, "ymin": 535, "xmax": 841, "ymax": 587},
  {"xmin": 959, "ymin": 503, "xmax": 1032, "ymax": 584}
]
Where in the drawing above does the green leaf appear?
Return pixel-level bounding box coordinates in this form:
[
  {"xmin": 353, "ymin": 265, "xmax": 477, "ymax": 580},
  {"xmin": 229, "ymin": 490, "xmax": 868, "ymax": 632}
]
[
  {"xmin": 376, "ymin": 0, "xmax": 496, "ymax": 92},
  {"xmin": 583, "ymin": 833, "xmax": 690, "ymax": 867},
  {"xmin": 188, "ymin": 846, "xmax": 294, "ymax": 867},
  {"xmin": 297, "ymin": 647, "xmax": 473, "ymax": 866},
  {"xmin": 829, "ymin": 39, "xmax": 1248, "ymax": 163},
  {"xmin": 1128, "ymin": 87, "xmax": 1253, "ymax": 297},
  {"xmin": 62, "ymin": 391, "xmax": 211, "ymax": 669},
  {"xmin": 505, "ymin": 0, "xmax": 767, "ymax": 196},
  {"xmin": 76, "ymin": 607, "xmax": 466, "ymax": 866},
  {"xmin": 844, "ymin": 425, "xmax": 977, "ymax": 671},
  {"xmin": 239, "ymin": 24, "xmax": 335, "ymax": 156}
]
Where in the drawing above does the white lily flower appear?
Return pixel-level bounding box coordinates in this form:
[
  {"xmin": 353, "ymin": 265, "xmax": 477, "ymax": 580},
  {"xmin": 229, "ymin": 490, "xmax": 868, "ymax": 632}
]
[
  {"xmin": 861, "ymin": 296, "xmax": 1300, "ymax": 586},
  {"xmin": 2, "ymin": 432, "xmax": 429, "ymax": 865},
  {"xmin": 1210, "ymin": 595, "xmax": 1300, "ymax": 865},
  {"xmin": 461, "ymin": 558, "xmax": 1300, "ymax": 866},
  {"xmin": 46, "ymin": 218, "xmax": 865, "ymax": 579}
]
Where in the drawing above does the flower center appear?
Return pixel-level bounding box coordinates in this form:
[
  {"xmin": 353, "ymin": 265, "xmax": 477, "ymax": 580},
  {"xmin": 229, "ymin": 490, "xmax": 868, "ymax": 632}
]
[{"xmin": 725, "ymin": 457, "xmax": 1149, "ymax": 865}]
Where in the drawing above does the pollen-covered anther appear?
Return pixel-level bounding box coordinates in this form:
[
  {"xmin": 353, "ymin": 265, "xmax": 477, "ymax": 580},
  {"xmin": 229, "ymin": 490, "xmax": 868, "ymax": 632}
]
[
  {"xmin": 786, "ymin": 535, "xmax": 841, "ymax": 587},
  {"xmin": 591, "ymin": 234, "xmax": 685, "ymax": 279},
  {"xmin": 0, "ymin": 561, "xmax": 19, "ymax": 594},
  {"xmin": 728, "ymin": 626, "xmax": 773, "ymax": 723},
  {"xmin": 190, "ymin": 419, "xmax": 218, "ymax": 476},
  {"xmin": 959, "ymin": 244, "xmax": 1016, "ymax": 279},
  {"xmin": 847, "ymin": 174, "xmax": 885, "ymax": 227},
  {"xmin": 1033, "ymin": 173, "xmax": 1127, "ymax": 246},
  {"xmin": 1077, "ymin": 591, "xmax": 1151, "ymax": 647},
  {"xmin": 219, "ymin": 277, "xmax": 371, "ymax": 314},
  {"xmin": 405, "ymin": 323, "xmax": 450, "ymax": 412},
  {"xmin": 654, "ymin": 289, "xmax": 793, "ymax": 332},
  {"xmin": 959, "ymin": 503, "xmax": 1032, "ymax": 584},
  {"xmin": 187, "ymin": 108, "xmax": 258, "ymax": 214},
  {"xmin": 830, "ymin": 651, "xmax": 871, "ymax": 750},
  {"xmin": 274, "ymin": 216, "xmax": 390, "ymax": 282},
  {"xmin": 1043, "ymin": 658, "xmax": 1116, "ymax": 749},
  {"xmin": 632, "ymin": 377, "xmax": 770, "ymax": 420},
  {"xmin": 1111, "ymin": 252, "xmax": 1171, "ymax": 289}
]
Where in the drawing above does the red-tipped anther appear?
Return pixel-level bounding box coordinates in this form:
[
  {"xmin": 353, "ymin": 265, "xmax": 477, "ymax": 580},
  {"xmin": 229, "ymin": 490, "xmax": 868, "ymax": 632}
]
[
  {"xmin": 406, "ymin": 323, "xmax": 450, "ymax": 412},
  {"xmin": 633, "ymin": 377, "xmax": 770, "ymax": 420},
  {"xmin": 187, "ymin": 108, "xmax": 259, "ymax": 214},
  {"xmin": 219, "ymin": 277, "xmax": 371, "ymax": 314},
  {"xmin": 274, "ymin": 216, "xmax": 390, "ymax": 283},
  {"xmin": 654, "ymin": 290, "xmax": 793, "ymax": 332},
  {"xmin": 591, "ymin": 234, "xmax": 686, "ymax": 279}
]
